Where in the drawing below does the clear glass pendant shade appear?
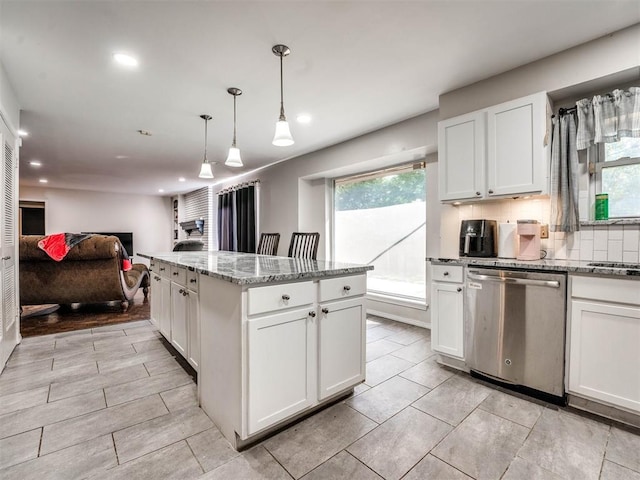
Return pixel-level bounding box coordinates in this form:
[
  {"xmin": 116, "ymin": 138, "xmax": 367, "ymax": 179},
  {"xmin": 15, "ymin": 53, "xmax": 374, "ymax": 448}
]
[
  {"xmin": 272, "ymin": 120, "xmax": 294, "ymax": 146},
  {"xmin": 199, "ymin": 162, "xmax": 213, "ymax": 179},
  {"xmin": 225, "ymin": 147, "xmax": 243, "ymax": 167}
]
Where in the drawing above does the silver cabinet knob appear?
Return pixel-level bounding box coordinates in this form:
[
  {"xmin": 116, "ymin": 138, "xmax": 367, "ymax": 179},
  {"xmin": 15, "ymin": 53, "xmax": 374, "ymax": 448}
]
[
  {"xmin": 178, "ymin": 288, "xmax": 184, "ymax": 294},
  {"xmin": 309, "ymin": 311, "xmax": 316, "ymax": 318},
  {"xmin": 282, "ymin": 294, "xmax": 290, "ymax": 301},
  {"xmin": 2, "ymin": 255, "xmax": 11, "ymax": 260},
  {"xmin": 343, "ymin": 285, "xmax": 351, "ymax": 292},
  {"xmin": 189, "ymin": 279, "xmax": 197, "ymax": 283},
  {"xmin": 183, "ymin": 290, "xmax": 189, "ymax": 296},
  {"xmin": 173, "ymin": 272, "xmax": 179, "ymax": 276},
  {"xmin": 321, "ymin": 308, "xmax": 329, "ymax": 314},
  {"xmin": 443, "ymin": 271, "xmax": 449, "ymax": 276},
  {"xmin": 457, "ymin": 287, "xmax": 462, "ymax": 292},
  {"xmin": 488, "ymin": 189, "xmax": 494, "ymax": 194},
  {"xmin": 159, "ymin": 267, "xmax": 165, "ymax": 271},
  {"xmin": 476, "ymin": 191, "xmax": 481, "ymax": 196}
]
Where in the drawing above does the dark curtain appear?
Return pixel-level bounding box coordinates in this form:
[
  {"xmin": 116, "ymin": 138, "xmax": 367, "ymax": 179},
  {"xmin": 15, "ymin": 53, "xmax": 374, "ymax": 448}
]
[
  {"xmin": 217, "ymin": 191, "xmax": 234, "ymax": 251},
  {"xmin": 217, "ymin": 185, "xmax": 256, "ymax": 253}
]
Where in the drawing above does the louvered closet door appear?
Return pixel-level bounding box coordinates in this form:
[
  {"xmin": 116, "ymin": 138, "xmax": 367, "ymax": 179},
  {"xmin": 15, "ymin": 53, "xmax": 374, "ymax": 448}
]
[{"xmin": 0, "ymin": 118, "xmax": 19, "ymax": 371}]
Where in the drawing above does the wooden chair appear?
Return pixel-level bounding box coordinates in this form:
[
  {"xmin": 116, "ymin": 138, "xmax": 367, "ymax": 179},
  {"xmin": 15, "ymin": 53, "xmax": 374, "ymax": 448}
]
[
  {"xmin": 288, "ymin": 232, "xmax": 320, "ymax": 260},
  {"xmin": 256, "ymin": 233, "xmax": 280, "ymax": 256}
]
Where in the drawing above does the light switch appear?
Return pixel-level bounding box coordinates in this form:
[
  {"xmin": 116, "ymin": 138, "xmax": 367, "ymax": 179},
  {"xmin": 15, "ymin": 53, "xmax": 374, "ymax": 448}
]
[{"xmin": 540, "ymin": 224, "xmax": 549, "ymax": 238}]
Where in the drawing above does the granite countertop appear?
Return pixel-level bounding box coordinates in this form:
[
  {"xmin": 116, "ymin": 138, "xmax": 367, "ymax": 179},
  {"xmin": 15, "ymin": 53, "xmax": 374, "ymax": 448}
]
[
  {"xmin": 427, "ymin": 257, "xmax": 640, "ymax": 277},
  {"xmin": 139, "ymin": 251, "xmax": 373, "ymax": 285}
]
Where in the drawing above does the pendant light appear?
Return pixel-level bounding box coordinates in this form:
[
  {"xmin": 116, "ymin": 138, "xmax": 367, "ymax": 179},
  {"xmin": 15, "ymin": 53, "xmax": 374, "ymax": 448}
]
[
  {"xmin": 272, "ymin": 44, "xmax": 294, "ymax": 146},
  {"xmin": 225, "ymin": 88, "xmax": 243, "ymax": 167},
  {"xmin": 198, "ymin": 114, "xmax": 215, "ymax": 179}
]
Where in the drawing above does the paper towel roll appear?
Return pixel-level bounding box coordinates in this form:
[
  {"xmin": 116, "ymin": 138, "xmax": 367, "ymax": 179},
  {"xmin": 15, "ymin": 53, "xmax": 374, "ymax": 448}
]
[{"xmin": 498, "ymin": 223, "xmax": 518, "ymax": 258}]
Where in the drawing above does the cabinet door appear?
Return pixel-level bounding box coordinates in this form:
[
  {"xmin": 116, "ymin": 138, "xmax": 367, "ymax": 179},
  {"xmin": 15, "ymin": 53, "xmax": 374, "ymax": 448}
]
[
  {"xmin": 438, "ymin": 110, "xmax": 485, "ymax": 201},
  {"xmin": 486, "ymin": 92, "xmax": 547, "ymax": 197},
  {"xmin": 247, "ymin": 308, "xmax": 315, "ymax": 435},
  {"xmin": 158, "ymin": 277, "xmax": 172, "ymax": 341},
  {"xmin": 318, "ymin": 298, "xmax": 365, "ymax": 400},
  {"xmin": 187, "ymin": 287, "xmax": 199, "ymax": 371},
  {"xmin": 170, "ymin": 282, "xmax": 188, "ymax": 357},
  {"xmin": 569, "ymin": 300, "xmax": 640, "ymax": 413},
  {"xmin": 149, "ymin": 274, "xmax": 161, "ymax": 328},
  {"xmin": 431, "ymin": 282, "xmax": 464, "ymax": 358}
]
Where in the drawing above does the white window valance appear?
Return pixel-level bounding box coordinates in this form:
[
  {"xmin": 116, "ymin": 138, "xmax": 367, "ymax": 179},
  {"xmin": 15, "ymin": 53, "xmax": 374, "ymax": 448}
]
[{"xmin": 576, "ymin": 87, "xmax": 640, "ymax": 151}]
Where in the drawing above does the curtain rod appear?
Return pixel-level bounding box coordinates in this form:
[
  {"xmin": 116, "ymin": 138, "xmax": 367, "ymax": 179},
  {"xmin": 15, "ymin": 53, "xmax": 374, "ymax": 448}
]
[{"xmin": 218, "ymin": 179, "xmax": 260, "ymax": 195}]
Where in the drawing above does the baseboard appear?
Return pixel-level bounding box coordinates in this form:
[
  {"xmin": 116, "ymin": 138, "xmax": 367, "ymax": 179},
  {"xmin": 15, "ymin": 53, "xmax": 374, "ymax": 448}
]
[{"xmin": 366, "ymin": 308, "xmax": 430, "ymax": 329}]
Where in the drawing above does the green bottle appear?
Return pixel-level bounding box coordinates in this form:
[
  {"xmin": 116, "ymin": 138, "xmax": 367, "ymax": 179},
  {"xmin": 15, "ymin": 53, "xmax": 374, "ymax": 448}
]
[{"xmin": 595, "ymin": 193, "xmax": 608, "ymax": 220}]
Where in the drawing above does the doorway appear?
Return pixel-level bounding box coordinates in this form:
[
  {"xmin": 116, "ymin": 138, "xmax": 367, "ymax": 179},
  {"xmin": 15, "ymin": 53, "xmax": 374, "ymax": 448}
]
[{"xmin": 19, "ymin": 201, "xmax": 45, "ymax": 235}]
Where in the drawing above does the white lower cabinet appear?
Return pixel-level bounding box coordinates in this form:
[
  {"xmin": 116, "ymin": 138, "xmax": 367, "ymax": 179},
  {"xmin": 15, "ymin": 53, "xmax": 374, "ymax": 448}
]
[
  {"xmin": 170, "ymin": 282, "xmax": 189, "ymax": 357},
  {"xmin": 158, "ymin": 276, "xmax": 171, "ymax": 340},
  {"xmin": 247, "ymin": 308, "xmax": 316, "ymax": 435},
  {"xmin": 318, "ymin": 297, "xmax": 365, "ymax": 400},
  {"xmin": 569, "ymin": 275, "xmax": 640, "ymax": 414},
  {"xmin": 186, "ymin": 287, "xmax": 199, "ymax": 370},
  {"xmin": 149, "ymin": 273, "xmax": 162, "ymax": 328},
  {"xmin": 430, "ymin": 265, "xmax": 464, "ymax": 359},
  {"xmin": 199, "ymin": 273, "xmax": 367, "ymax": 447}
]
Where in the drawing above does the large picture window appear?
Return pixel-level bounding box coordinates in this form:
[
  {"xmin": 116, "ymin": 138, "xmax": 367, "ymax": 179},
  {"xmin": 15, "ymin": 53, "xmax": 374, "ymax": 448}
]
[{"xmin": 334, "ymin": 163, "xmax": 426, "ymax": 301}]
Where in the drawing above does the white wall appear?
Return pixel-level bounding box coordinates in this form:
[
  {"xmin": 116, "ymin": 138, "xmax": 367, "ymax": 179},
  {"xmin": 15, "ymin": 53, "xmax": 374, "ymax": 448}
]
[
  {"xmin": 439, "ymin": 24, "xmax": 640, "ymax": 120},
  {"xmin": 19, "ymin": 186, "xmax": 172, "ymax": 263},
  {"xmin": 0, "ymin": 62, "xmax": 20, "ymax": 133}
]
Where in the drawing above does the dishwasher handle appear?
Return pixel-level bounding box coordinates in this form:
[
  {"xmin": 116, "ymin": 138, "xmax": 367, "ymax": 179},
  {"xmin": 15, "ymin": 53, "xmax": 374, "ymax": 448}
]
[{"xmin": 467, "ymin": 272, "xmax": 560, "ymax": 288}]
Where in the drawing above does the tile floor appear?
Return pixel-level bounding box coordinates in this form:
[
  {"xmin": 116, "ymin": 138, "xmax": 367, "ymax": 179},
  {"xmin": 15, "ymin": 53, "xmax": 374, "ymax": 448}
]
[{"xmin": 1, "ymin": 317, "xmax": 639, "ymax": 480}]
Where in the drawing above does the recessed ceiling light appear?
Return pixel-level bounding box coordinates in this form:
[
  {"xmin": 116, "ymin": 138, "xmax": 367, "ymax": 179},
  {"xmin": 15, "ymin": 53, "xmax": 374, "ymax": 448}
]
[
  {"xmin": 158, "ymin": 188, "xmax": 164, "ymax": 193},
  {"xmin": 115, "ymin": 155, "xmax": 128, "ymax": 159},
  {"xmin": 18, "ymin": 129, "xmax": 28, "ymax": 137},
  {"xmin": 113, "ymin": 53, "xmax": 138, "ymax": 67},
  {"xmin": 39, "ymin": 178, "xmax": 48, "ymax": 183},
  {"xmin": 296, "ymin": 114, "xmax": 312, "ymax": 124},
  {"xmin": 29, "ymin": 160, "xmax": 42, "ymax": 167},
  {"xmin": 178, "ymin": 177, "xmax": 186, "ymax": 182}
]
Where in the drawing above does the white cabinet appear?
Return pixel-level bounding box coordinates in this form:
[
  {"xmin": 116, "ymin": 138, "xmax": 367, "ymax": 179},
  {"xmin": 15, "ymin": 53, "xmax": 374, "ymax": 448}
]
[
  {"xmin": 170, "ymin": 282, "xmax": 188, "ymax": 357},
  {"xmin": 247, "ymin": 307, "xmax": 316, "ymax": 435},
  {"xmin": 486, "ymin": 92, "xmax": 548, "ymax": 197},
  {"xmin": 199, "ymin": 272, "xmax": 367, "ymax": 448},
  {"xmin": 158, "ymin": 276, "xmax": 171, "ymax": 340},
  {"xmin": 438, "ymin": 92, "xmax": 549, "ymax": 202},
  {"xmin": 568, "ymin": 275, "xmax": 640, "ymax": 414},
  {"xmin": 186, "ymin": 270, "xmax": 200, "ymax": 370},
  {"xmin": 318, "ymin": 297, "xmax": 365, "ymax": 400},
  {"xmin": 430, "ymin": 264, "xmax": 464, "ymax": 359},
  {"xmin": 438, "ymin": 110, "xmax": 485, "ymax": 202}
]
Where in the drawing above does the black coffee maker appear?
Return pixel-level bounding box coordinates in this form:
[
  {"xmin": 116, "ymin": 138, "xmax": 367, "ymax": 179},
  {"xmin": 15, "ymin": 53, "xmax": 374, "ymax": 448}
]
[{"xmin": 459, "ymin": 219, "xmax": 497, "ymax": 257}]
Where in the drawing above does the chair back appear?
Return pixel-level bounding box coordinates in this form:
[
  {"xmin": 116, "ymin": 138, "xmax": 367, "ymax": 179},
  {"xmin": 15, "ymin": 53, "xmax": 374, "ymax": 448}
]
[
  {"xmin": 173, "ymin": 240, "xmax": 205, "ymax": 252},
  {"xmin": 288, "ymin": 232, "xmax": 320, "ymax": 260},
  {"xmin": 256, "ymin": 233, "xmax": 280, "ymax": 256}
]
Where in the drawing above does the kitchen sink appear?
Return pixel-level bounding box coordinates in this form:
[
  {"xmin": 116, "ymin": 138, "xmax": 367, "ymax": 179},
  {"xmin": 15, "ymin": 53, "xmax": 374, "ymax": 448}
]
[{"xmin": 587, "ymin": 262, "xmax": 640, "ymax": 269}]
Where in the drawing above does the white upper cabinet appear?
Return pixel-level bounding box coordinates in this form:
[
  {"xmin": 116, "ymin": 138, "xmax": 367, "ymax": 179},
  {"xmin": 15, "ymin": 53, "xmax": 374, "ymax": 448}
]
[
  {"xmin": 486, "ymin": 92, "xmax": 548, "ymax": 197},
  {"xmin": 438, "ymin": 110, "xmax": 486, "ymax": 202},
  {"xmin": 438, "ymin": 92, "xmax": 550, "ymax": 202}
]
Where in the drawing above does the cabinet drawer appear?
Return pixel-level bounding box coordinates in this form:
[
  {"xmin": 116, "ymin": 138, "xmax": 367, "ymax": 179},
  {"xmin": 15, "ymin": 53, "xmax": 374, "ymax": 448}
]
[
  {"xmin": 572, "ymin": 275, "xmax": 640, "ymax": 306},
  {"xmin": 149, "ymin": 260, "xmax": 157, "ymax": 272},
  {"xmin": 319, "ymin": 275, "xmax": 366, "ymax": 302},
  {"xmin": 432, "ymin": 264, "xmax": 463, "ymax": 283},
  {"xmin": 170, "ymin": 265, "xmax": 186, "ymax": 286},
  {"xmin": 156, "ymin": 261, "xmax": 170, "ymax": 278},
  {"xmin": 247, "ymin": 281, "xmax": 314, "ymax": 316},
  {"xmin": 186, "ymin": 269, "xmax": 198, "ymax": 292}
]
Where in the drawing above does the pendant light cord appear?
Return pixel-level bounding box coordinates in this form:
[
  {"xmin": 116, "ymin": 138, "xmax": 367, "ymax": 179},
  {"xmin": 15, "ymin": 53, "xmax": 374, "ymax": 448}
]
[
  {"xmin": 203, "ymin": 118, "xmax": 208, "ymax": 162},
  {"xmin": 279, "ymin": 54, "xmax": 286, "ymax": 121},
  {"xmin": 232, "ymin": 95, "xmax": 237, "ymax": 147}
]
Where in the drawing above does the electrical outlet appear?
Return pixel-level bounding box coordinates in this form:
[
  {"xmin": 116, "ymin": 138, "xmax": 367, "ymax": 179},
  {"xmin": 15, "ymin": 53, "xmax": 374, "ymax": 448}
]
[{"xmin": 540, "ymin": 224, "xmax": 549, "ymax": 238}]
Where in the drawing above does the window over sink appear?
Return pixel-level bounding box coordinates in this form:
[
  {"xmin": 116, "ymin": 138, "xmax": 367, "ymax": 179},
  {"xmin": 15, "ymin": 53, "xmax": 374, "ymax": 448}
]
[{"xmin": 595, "ymin": 137, "xmax": 640, "ymax": 218}]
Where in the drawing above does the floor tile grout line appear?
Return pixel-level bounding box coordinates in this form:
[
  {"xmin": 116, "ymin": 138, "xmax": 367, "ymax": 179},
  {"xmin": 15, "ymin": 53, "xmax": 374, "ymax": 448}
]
[
  {"xmin": 261, "ymin": 444, "xmax": 296, "ymax": 479},
  {"xmin": 598, "ymin": 427, "xmax": 613, "ymax": 479},
  {"xmin": 183, "ymin": 437, "xmax": 207, "ymax": 475}
]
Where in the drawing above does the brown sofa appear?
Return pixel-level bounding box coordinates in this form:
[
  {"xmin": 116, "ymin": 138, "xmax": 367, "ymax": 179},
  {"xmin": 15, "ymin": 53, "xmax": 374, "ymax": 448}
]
[{"xmin": 19, "ymin": 235, "xmax": 149, "ymax": 310}]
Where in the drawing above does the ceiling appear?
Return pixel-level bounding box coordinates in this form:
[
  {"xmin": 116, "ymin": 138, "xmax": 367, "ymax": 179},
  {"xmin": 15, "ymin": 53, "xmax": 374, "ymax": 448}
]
[{"xmin": 2, "ymin": 1, "xmax": 639, "ymax": 196}]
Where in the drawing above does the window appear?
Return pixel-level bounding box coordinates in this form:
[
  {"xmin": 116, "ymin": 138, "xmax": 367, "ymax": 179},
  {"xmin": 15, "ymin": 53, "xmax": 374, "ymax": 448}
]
[
  {"xmin": 596, "ymin": 137, "xmax": 640, "ymax": 218},
  {"xmin": 334, "ymin": 163, "xmax": 426, "ymax": 301}
]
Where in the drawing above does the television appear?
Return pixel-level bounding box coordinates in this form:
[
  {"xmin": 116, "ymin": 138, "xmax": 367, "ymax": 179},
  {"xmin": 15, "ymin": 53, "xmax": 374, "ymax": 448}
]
[{"xmin": 83, "ymin": 232, "xmax": 134, "ymax": 256}]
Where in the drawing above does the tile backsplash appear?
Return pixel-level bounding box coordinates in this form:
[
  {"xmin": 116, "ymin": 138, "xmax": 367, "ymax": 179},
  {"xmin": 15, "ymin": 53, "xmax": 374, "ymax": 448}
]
[{"xmin": 441, "ymin": 197, "xmax": 640, "ymax": 262}]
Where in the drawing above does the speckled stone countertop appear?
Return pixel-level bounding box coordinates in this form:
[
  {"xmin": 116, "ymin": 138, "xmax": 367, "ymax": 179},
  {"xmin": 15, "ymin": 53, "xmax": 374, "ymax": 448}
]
[
  {"xmin": 427, "ymin": 257, "xmax": 640, "ymax": 277},
  {"xmin": 139, "ymin": 251, "xmax": 373, "ymax": 285}
]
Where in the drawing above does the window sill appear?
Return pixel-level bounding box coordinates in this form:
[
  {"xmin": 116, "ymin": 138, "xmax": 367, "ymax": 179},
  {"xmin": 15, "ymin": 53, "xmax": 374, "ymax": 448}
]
[
  {"xmin": 580, "ymin": 218, "xmax": 640, "ymax": 226},
  {"xmin": 366, "ymin": 292, "xmax": 427, "ymax": 310}
]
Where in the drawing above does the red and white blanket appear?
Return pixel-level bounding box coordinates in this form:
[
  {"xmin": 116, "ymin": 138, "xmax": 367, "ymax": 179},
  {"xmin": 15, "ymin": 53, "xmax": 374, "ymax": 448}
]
[{"xmin": 37, "ymin": 233, "xmax": 132, "ymax": 271}]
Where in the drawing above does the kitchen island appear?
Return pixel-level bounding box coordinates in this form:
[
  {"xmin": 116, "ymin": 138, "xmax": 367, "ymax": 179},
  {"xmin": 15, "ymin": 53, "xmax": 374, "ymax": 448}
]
[{"xmin": 139, "ymin": 251, "xmax": 373, "ymax": 448}]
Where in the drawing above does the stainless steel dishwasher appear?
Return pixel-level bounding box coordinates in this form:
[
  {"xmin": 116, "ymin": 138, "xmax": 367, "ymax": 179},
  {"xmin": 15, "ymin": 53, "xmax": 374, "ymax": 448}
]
[{"xmin": 465, "ymin": 267, "xmax": 567, "ymax": 402}]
